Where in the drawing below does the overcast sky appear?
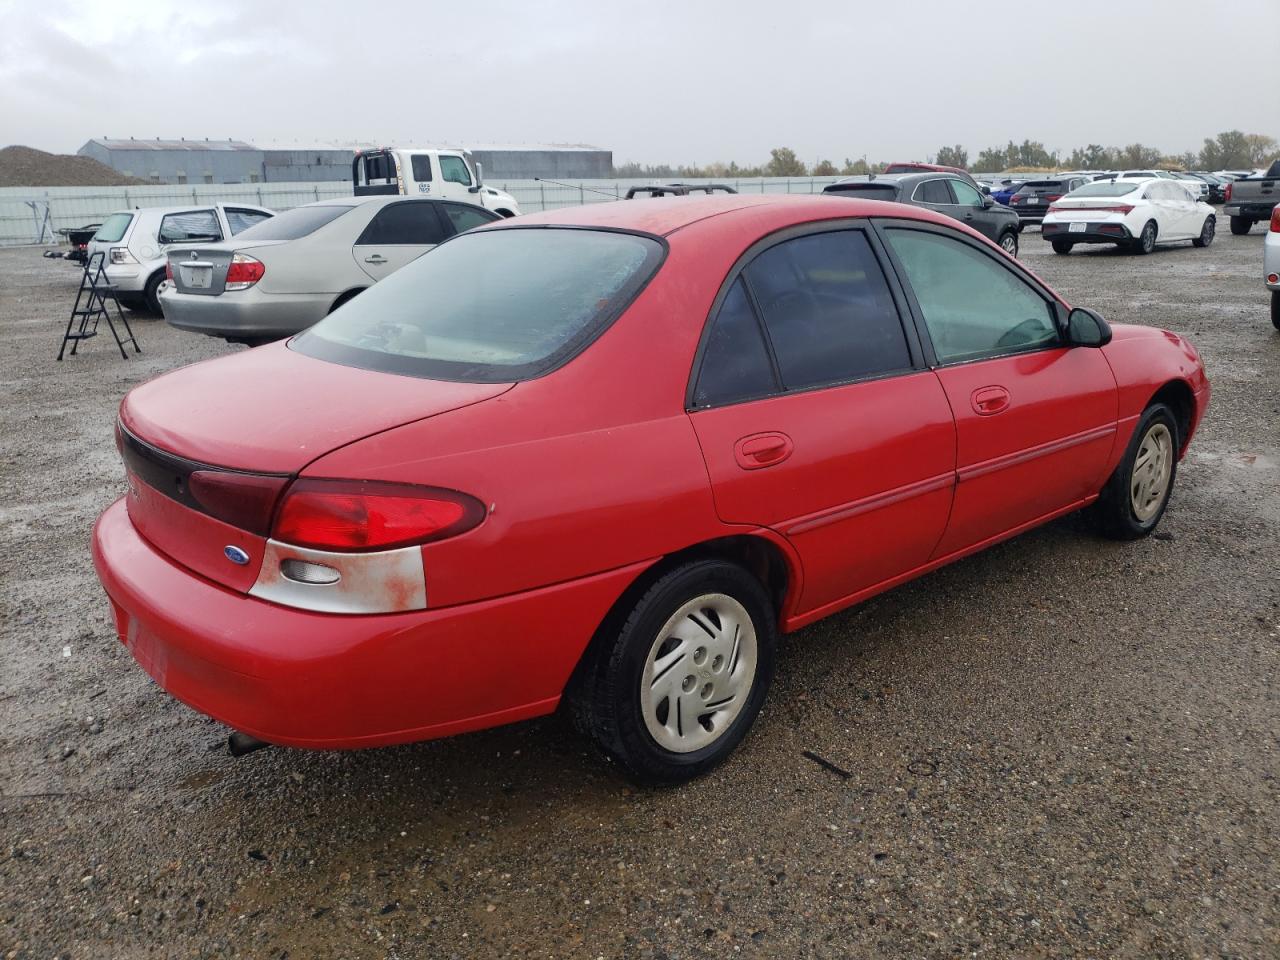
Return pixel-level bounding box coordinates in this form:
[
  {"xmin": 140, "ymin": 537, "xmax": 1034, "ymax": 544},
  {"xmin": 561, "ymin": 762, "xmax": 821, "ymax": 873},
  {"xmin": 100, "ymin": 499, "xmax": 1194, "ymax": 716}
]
[{"xmin": 2, "ymin": 0, "xmax": 1277, "ymax": 166}]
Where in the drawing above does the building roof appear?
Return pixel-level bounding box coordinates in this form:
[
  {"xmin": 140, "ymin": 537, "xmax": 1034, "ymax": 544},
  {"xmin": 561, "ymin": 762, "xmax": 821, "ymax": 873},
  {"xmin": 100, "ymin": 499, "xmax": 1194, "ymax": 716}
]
[{"xmin": 84, "ymin": 139, "xmax": 259, "ymax": 152}]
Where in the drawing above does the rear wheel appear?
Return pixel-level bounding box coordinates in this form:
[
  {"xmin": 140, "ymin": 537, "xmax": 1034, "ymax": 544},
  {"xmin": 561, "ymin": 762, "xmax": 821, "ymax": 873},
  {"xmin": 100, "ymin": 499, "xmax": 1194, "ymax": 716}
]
[
  {"xmin": 569, "ymin": 560, "xmax": 776, "ymax": 785},
  {"xmin": 1229, "ymin": 215, "xmax": 1252, "ymax": 235},
  {"xmin": 1051, "ymin": 239, "xmax": 1074, "ymax": 255},
  {"xmin": 998, "ymin": 230, "xmax": 1019, "ymax": 257},
  {"xmin": 1272, "ymin": 291, "xmax": 1280, "ymax": 331},
  {"xmin": 1094, "ymin": 403, "xmax": 1178, "ymax": 540},
  {"xmin": 143, "ymin": 270, "xmax": 166, "ymax": 316},
  {"xmin": 1133, "ymin": 220, "xmax": 1157, "ymax": 255},
  {"xmin": 1192, "ymin": 216, "xmax": 1215, "ymax": 248}
]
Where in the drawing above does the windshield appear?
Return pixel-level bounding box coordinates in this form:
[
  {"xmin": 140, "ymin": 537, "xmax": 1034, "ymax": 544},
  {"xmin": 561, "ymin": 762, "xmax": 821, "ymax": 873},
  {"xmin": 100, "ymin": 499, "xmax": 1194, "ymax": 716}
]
[
  {"xmin": 233, "ymin": 204, "xmax": 353, "ymax": 241},
  {"xmin": 94, "ymin": 213, "xmax": 132, "ymax": 243},
  {"xmin": 293, "ymin": 228, "xmax": 665, "ymax": 382},
  {"xmin": 1069, "ymin": 182, "xmax": 1142, "ymax": 198}
]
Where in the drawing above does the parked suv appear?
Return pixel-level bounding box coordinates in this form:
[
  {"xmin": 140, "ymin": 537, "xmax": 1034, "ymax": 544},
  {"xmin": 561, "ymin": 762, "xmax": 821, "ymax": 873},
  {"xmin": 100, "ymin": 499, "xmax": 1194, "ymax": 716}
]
[
  {"xmin": 1007, "ymin": 177, "xmax": 1092, "ymax": 225},
  {"xmin": 823, "ymin": 172, "xmax": 1022, "ymax": 256},
  {"xmin": 88, "ymin": 204, "xmax": 274, "ymax": 314}
]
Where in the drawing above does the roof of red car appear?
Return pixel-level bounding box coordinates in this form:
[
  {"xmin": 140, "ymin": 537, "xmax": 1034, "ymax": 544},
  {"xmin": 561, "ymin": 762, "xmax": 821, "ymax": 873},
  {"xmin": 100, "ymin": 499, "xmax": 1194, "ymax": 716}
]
[{"xmin": 489, "ymin": 193, "xmax": 936, "ymax": 236}]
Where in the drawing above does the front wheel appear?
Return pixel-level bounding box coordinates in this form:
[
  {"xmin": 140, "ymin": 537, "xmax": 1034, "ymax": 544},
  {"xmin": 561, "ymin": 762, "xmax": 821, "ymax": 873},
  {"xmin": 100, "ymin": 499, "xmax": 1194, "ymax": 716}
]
[
  {"xmin": 1229, "ymin": 215, "xmax": 1252, "ymax": 236},
  {"xmin": 1133, "ymin": 220, "xmax": 1157, "ymax": 255},
  {"xmin": 570, "ymin": 560, "xmax": 776, "ymax": 785},
  {"xmin": 1051, "ymin": 239, "xmax": 1074, "ymax": 255},
  {"xmin": 1093, "ymin": 403, "xmax": 1178, "ymax": 540},
  {"xmin": 998, "ymin": 230, "xmax": 1019, "ymax": 257},
  {"xmin": 1192, "ymin": 216, "xmax": 1215, "ymax": 248}
]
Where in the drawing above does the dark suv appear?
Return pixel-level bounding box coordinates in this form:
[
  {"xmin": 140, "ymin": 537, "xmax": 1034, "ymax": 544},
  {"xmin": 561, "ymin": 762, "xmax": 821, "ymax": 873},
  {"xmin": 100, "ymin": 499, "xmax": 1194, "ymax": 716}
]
[
  {"xmin": 823, "ymin": 172, "xmax": 1022, "ymax": 256},
  {"xmin": 1007, "ymin": 177, "xmax": 1091, "ymax": 225}
]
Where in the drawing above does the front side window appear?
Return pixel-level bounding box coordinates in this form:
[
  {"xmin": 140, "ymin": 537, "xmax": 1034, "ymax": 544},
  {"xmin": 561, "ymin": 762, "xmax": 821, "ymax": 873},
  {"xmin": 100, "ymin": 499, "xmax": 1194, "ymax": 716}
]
[
  {"xmin": 950, "ymin": 179, "xmax": 985, "ymax": 207},
  {"xmin": 356, "ymin": 202, "xmax": 448, "ymax": 246},
  {"xmin": 743, "ymin": 230, "xmax": 910, "ymax": 390},
  {"xmin": 158, "ymin": 210, "xmax": 221, "ymax": 243},
  {"xmin": 693, "ymin": 278, "xmax": 778, "ymax": 407},
  {"xmin": 885, "ymin": 229, "xmax": 1057, "ymax": 364},
  {"xmin": 294, "ymin": 228, "xmax": 663, "ymax": 382},
  {"xmin": 439, "ymin": 156, "xmax": 472, "ymax": 186},
  {"xmin": 410, "ymin": 155, "xmax": 433, "ymax": 182},
  {"xmin": 225, "ymin": 209, "xmax": 272, "ymax": 235},
  {"xmin": 914, "ymin": 179, "xmax": 952, "ymax": 205}
]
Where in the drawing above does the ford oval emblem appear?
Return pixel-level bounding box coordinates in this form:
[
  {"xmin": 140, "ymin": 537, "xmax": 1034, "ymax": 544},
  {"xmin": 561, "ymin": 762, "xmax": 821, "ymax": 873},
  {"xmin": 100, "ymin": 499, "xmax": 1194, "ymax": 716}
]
[{"xmin": 224, "ymin": 545, "xmax": 250, "ymax": 566}]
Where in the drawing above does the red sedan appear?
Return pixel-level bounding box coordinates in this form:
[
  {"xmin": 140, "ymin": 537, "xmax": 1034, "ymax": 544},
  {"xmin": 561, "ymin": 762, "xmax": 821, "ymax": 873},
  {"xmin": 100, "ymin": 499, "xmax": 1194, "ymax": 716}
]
[{"xmin": 93, "ymin": 195, "xmax": 1209, "ymax": 784}]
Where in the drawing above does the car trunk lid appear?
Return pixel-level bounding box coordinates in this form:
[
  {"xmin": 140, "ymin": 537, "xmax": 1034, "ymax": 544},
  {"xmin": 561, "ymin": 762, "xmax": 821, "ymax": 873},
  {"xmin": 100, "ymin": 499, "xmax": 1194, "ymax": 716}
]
[{"xmin": 166, "ymin": 240, "xmax": 286, "ymax": 296}]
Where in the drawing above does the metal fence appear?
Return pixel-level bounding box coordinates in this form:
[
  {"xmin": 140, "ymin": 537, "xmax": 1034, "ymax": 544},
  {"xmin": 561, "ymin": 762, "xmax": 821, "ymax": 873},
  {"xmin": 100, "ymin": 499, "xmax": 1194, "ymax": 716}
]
[{"xmin": 0, "ymin": 177, "xmax": 845, "ymax": 246}]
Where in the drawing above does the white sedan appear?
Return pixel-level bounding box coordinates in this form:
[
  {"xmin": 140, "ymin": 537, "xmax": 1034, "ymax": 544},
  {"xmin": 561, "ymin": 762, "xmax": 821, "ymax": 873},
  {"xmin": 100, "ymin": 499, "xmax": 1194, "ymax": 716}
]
[{"xmin": 1041, "ymin": 178, "xmax": 1216, "ymax": 255}]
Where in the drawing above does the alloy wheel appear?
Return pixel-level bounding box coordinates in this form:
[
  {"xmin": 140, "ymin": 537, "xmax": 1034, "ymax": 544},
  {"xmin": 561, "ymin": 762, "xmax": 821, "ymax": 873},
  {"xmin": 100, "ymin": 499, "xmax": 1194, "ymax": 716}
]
[
  {"xmin": 1000, "ymin": 233, "xmax": 1018, "ymax": 256},
  {"xmin": 1130, "ymin": 422, "xmax": 1173, "ymax": 522},
  {"xmin": 640, "ymin": 593, "xmax": 757, "ymax": 754}
]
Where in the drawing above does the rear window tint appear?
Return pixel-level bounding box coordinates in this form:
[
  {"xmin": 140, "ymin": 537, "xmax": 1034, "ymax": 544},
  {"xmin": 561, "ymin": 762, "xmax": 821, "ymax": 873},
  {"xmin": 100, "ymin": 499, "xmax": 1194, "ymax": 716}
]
[
  {"xmin": 1070, "ymin": 182, "xmax": 1142, "ymax": 197},
  {"xmin": 233, "ymin": 204, "xmax": 353, "ymax": 241},
  {"xmin": 823, "ymin": 184, "xmax": 898, "ymax": 200},
  {"xmin": 294, "ymin": 228, "xmax": 664, "ymax": 382},
  {"xmin": 94, "ymin": 213, "xmax": 132, "ymax": 243},
  {"xmin": 158, "ymin": 210, "xmax": 221, "ymax": 243}
]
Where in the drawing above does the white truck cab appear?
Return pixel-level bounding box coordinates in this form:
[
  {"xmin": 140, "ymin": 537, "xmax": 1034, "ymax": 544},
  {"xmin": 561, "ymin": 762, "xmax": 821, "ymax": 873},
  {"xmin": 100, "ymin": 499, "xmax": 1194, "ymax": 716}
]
[{"xmin": 352, "ymin": 148, "xmax": 521, "ymax": 217}]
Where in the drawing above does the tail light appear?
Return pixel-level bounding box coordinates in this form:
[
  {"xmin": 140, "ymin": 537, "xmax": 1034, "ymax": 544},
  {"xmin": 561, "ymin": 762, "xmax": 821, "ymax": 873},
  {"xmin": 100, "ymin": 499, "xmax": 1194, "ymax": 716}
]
[
  {"xmin": 1010, "ymin": 196, "xmax": 1022, "ymax": 204},
  {"xmin": 109, "ymin": 247, "xmax": 136, "ymax": 265},
  {"xmin": 188, "ymin": 470, "xmax": 290, "ymax": 536},
  {"xmin": 1271, "ymin": 207, "xmax": 1280, "ymax": 233},
  {"xmin": 1048, "ymin": 204, "xmax": 1133, "ymax": 215},
  {"xmin": 1224, "ymin": 182, "xmax": 1232, "ymax": 202},
  {"xmin": 164, "ymin": 260, "xmax": 173, "ymax": 281},
  {"xmin": 224, "ymin": 252, "xmax": 265, "ymax": 290},
  {"xmin": 272, "ymin": 479, "xmax": 486, "ymax": 552},
  {"xmin": 1045, "ymin": 194, "xmax": 1063, "ymax": 202}
]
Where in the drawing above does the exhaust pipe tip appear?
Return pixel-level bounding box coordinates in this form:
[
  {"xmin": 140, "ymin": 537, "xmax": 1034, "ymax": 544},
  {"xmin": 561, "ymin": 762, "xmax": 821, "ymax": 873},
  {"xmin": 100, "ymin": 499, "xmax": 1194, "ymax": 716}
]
[{"xmin": 228, "ymin": 731, "xmax": 271, "ymax": 758}]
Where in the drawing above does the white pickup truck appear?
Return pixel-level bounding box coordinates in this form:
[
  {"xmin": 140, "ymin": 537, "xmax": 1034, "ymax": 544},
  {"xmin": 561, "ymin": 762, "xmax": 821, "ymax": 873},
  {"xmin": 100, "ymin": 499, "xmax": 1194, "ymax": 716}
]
[{"xmin": 352, "ymin": 148, "xmax": 521, "ymax": 217}]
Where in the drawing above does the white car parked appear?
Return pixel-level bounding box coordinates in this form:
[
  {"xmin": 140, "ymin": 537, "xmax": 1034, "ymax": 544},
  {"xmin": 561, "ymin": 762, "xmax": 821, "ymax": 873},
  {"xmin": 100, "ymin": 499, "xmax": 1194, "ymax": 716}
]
[
  {"xmin": 1264, "ymin": 207, "xmax": 1280, "ymax": 329},
  {"xmin": 88, "ymin": 204, "xmax": 274, "ymax": 314},
  {"xmin": 159, "ymin": 196, "xmax": 499, "ymax": 345},
  {"xmin": 1041, "ymin": 178, "xmax": 1216, "ymax": 255}
]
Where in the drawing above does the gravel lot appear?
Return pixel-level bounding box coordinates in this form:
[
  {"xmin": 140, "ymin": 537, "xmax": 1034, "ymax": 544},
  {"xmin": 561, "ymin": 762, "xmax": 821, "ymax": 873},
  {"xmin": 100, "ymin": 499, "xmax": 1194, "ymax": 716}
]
[{"xmin": 1, "ymin": 224, "xmax": 1278, "ymax": 959}]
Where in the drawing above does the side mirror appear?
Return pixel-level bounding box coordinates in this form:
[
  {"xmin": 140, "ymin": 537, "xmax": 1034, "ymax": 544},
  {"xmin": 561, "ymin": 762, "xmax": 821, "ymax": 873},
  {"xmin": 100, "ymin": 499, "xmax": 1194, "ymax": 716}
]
[
  {"xmin": 982, "ymin": 195, "xmax": 995, "ymax": 208},
  {"xmin": 981, "ymin": 185, "xmax": 992, "ymax": 195},
  {"xmin": 1065, "ymin": 307, "xmax": 1112, "ymax": 347}
]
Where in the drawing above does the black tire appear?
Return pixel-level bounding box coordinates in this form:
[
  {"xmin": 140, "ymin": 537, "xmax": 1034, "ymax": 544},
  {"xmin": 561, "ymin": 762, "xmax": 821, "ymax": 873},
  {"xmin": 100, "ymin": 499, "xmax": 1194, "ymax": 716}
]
[
  {"xmin": 1094, "ymin": 403, "xmax": 1179, "ymax": 541},
  {"xmin": 1133, "ymin": 220, "xmax": 1157, "ymax": 255},
  {"xmin": 1272, "ymin": 290, "xmax": 1280, "ymax": 331},
  {"xmin": 143, "ymin": 270, "xmax": 166, "ymax": 316},
  {"xmin": 1229, "ymin": 215, "xmax": 1252, "ymax": 236},
  {"xmin": 569, "ymin": 559, "xmax": 777, "ymax": 785},
  {"xmin": 328, "ymin": 288, "xmax": 365, "ymax": 314},
  {"xmin": 1192, "ymin": 216, "xmax": 1215, "ymax": 248},
  {"xmin": 997, "ymin": 230, "xmax": 1019, "ymax": 258},
  {"xmin": 1051, "ymin": 239, "xmax": 1074, "ymax": 255}
]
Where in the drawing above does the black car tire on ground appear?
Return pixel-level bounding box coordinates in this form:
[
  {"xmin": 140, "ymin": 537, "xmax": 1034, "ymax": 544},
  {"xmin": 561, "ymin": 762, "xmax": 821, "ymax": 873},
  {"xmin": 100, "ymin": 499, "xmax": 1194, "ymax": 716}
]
[
  {"xmin": 569, "ymin": 559, "xmax": 777, "ymax": 785},
  {"xmin": 998, "ymin": 230, "xmax": 1019, "ymax": 257},
  {"xmin": 1051, "ymin": 239, "xmax": 1074, "ymax": 255},
  {"xmin": 143, "ymin": 271, "xmax": 166, "ymax": 317},
  {"xmin": 1192, "ymin": 217, "xmax": 1216, "ymax": 248},
  {"xmin": 1230, "ymin": 215, "xmax": 1253, "ymax": 235},
  {"xmin": 1093, "ymin": 403, "xmax": 1179, "ymax": 541},
  {"xmin": 1134, "ymin": 221, "xmax": 1157, "ymax": 255},
  {"xmin": 1272, "ymin": 291, "xmax": 1280, "ymax": 331}
]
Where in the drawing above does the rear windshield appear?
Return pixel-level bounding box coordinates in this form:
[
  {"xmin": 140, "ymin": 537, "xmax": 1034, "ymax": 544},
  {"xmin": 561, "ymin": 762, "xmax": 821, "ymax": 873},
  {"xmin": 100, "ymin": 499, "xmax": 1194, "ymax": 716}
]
[
  {"xmin": 293, "ymin": 228, "xmax": 665, "ymax": 382},
  {"xmin": 823, "ymin": 183, "xmax": 898, "ymax": 199},
  {"xmin": 233, "ymin": 204, "xmax": 353, "ymax": 241},
  {"xmin": 1022, "ymin": 180, "xmax": 1065, "ymax": 189},
  {"xmin": 1069, "ymin": 181, "xmax": 1142, "ymax": 197},
  {"xmin": 94, "ymin": 213, "xmax": 133, "ymax": 243}
]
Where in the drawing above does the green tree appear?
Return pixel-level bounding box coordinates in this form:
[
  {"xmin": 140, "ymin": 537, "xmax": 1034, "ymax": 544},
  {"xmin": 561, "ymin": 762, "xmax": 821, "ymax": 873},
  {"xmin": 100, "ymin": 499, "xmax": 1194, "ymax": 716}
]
[
  {"xmin": 972, "ymin": 147, "xmax": 1008, "ymax": 173},
  {"xmin": 1199, "ymin": 130, "xmax": 1250, "ymax": 169},
  {"xmin": 1245, "ymin": 133, "xmax": 1279, "ymax": 166},
  {"xmin": 766, "ymin": 147, "xmax": 807, "ymax": 177},
  {"xmin": 934, "ymin": 145, "xmax": 968, "ymax": 169},
  {"xmin": 1116, "ymin": 143, "xmax": 1163, "ymax": 168},
  {"xmin": 811, "ymin": 159, "xmax": 839, "ymax": 176}
]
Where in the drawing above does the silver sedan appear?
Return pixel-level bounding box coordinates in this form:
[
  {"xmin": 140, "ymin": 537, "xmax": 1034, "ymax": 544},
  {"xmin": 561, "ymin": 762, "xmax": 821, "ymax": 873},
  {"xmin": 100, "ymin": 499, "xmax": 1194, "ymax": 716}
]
[{"xmin": 159, "ymin": 196, "xmax": 501, "ymax": 346}]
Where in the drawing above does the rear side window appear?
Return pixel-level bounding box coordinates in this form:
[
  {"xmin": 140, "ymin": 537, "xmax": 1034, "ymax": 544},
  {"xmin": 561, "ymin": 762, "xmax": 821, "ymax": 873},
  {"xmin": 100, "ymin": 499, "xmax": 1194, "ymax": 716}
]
[
  {"xmin": 744, "ymin": 231, "xmax": 911, "ymax": 390},
  {"xmin": 913, "ymin": 180, "xmax": 952, "ymax": 204},
  {"xmin": 94, "ymin": 213, "xmax": 132, "ymax": 243},
  {"xmin": 159, "ymin": 210, "xmax": 221, "ymax": 243},
  {"xmin": 225, "ymin": 208, "xmax": 272, "ymax": 235},
  {"xmin": 234, "ymin": 204, "xmax": 352, "ymax": 241},
  {"xmin": 439, "ymin": 203, "xmax": 499, "ymax": 234},
  {"xmin": 356, "ymin": 202, "xmax": 448, "ymax": 245},
  {"xmin": 439, "ymin": 156, "xmax": 472, "ymax": 186},
  {"xmin": 410, "ymin": 155, "xmax": 433, "ymax": 182},
  {"xmin": 885, "ymin": 229, "xmax": 1056, "ymax": 363},
  {"xmin": 693, "ymin": 279, "xmax": 778, "ymax": 407}
]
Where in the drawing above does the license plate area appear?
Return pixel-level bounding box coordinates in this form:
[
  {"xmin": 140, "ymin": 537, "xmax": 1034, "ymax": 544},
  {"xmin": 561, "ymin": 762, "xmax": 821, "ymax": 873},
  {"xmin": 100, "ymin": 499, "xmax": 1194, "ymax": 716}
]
[
  {"xmin": 184, "ymin": 265, "xmax": 213, "ymax": 289},
  {"xmin": 1069, "ymin": 222, "xmax": 1087, "ymax": 233}
]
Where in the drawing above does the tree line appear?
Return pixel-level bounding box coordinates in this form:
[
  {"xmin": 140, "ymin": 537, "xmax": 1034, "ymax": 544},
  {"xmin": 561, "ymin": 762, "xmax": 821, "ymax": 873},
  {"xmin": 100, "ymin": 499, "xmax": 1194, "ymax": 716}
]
[{"xmin": 613, "ymin": 131, "xmax": 1280, "ymax": 179}]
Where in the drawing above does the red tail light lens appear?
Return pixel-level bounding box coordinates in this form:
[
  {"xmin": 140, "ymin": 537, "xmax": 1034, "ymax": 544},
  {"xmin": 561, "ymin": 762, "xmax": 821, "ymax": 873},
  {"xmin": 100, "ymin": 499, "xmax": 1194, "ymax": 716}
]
[
  {"xmin": 273, "ymin": 479, "xmax": 486, "ymax": 552},
  {"xmin": 1271, "ymin": 207, "xmax": 1280, "ymax": 233},
  {"xmin": 225, "ymin": 253, "xmax": 265, "ymax": 290},
  {"xmin": 189, "ymin": 471, "xmax": 290, "ymax": 536},
  {"xmin": 165, "ymin": 260, "xmax": 173, "ymax": 281},
  {"xmin": 1045, "ymin": 194, "xmax": 1062, "ymax": 202},
  {"xmin": 1224, "ymin": 182, "xmax": 1232, "ymax": 202}
]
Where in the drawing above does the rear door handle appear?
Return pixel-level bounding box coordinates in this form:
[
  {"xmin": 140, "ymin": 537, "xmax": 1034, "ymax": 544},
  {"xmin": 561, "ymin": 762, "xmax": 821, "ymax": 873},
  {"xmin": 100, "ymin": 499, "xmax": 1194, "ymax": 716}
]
[
  {"xmin": 363, "ymin": 254, "xmax": 388, "ymax": 264},
  {"xmin": 734, "ymin": 432, "xmax": 793, "ymax": 470},
  {"xmin": 971, "ymin": 385, "xmax": 1011, "ymax": 416}
]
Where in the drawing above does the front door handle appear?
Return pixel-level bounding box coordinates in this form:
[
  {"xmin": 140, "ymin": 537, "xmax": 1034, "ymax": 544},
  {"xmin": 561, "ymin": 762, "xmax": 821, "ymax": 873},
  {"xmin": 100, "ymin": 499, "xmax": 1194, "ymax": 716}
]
[
  {"xmin": 971, "ymin": 385, "xmax": 1011, "ymax": 416},
  {"xmin": 363, "ymin": 254, "xmax": 388, "ymax": 264},
  {"xmin": 734, "ymin": 432, "xmax": 793, "ymax": 470}
]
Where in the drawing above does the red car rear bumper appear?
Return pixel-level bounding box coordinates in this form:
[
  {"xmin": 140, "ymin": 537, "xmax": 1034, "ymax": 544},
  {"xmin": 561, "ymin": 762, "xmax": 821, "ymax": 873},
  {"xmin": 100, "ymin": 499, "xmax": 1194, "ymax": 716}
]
[{"xmin": 92, "ymin": 497, "xmax": 646, "ymax": 749}]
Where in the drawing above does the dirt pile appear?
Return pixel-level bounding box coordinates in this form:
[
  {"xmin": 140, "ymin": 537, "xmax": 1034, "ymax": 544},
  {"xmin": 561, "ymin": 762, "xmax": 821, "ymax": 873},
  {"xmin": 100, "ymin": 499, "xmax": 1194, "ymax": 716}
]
[{"xmin": 0, "ymin": 145, "xmax": 147, "ymax": 187}]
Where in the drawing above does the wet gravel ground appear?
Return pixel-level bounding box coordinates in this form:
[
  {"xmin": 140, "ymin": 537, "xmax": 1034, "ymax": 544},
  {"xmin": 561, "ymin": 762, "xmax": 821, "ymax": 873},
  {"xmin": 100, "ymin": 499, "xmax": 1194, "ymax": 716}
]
[{"xmin": 1, "ymin": 225, "xmax": 1278, "ymax": 959}]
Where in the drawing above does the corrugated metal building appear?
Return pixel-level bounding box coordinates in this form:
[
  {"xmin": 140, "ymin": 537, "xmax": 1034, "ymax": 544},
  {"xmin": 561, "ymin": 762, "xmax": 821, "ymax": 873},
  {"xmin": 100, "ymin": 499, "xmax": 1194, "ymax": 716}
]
[{"xmin": 79, "ymin": 139, "xmax": 613, "ymax": 184}]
